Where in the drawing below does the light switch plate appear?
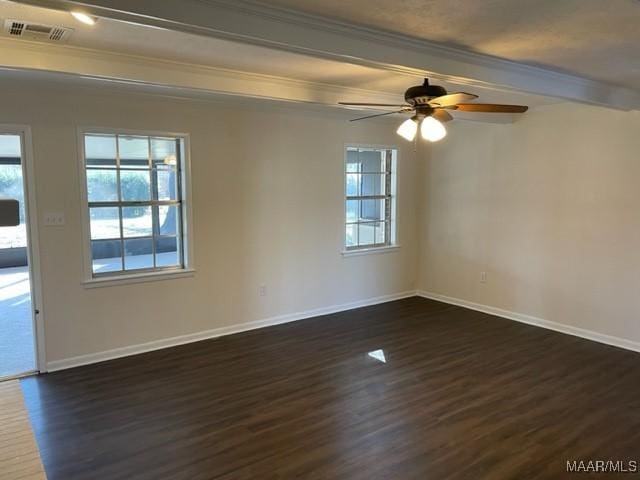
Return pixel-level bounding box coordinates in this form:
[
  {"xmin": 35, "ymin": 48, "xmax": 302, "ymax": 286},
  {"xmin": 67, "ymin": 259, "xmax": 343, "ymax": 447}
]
[{"xmin": 43, "ymin": 212, "xmax": 65, "ymax": 226}]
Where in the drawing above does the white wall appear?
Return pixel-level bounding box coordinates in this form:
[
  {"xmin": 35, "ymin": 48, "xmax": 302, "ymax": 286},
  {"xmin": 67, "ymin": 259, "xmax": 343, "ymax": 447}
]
[
  {"xmin": 0, "ymin": 79, "xmax": 421, "ymax": 366},
  {"xmin": 5, "ymin": 74, "xmax": 640, "ymax": 369},
  {"xmin": 418, "ymin": 102, "xmax": 640, "ymax": 345}
]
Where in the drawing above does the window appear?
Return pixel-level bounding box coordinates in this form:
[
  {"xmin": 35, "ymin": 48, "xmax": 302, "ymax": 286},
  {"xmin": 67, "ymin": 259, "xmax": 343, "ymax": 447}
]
[
  {"xmin": 80, "ymin": 131, "xmax": 190, "ymax": 278},
  {"xmin": 345, "ymin": 146, "xmax": 397, "ymax": 250},
  {"xmin": 0, "ymin": 135, "xmax": 26, "ymax": 249}
]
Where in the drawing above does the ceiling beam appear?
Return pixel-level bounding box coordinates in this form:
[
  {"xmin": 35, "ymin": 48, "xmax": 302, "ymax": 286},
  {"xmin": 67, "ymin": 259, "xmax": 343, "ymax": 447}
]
[{"xmin": 12, "ymin": 0, "xmax": 640, "ymax": 111}]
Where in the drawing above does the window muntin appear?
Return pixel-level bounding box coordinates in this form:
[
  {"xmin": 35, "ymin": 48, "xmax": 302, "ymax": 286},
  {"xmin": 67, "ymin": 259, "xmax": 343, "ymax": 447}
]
[
  {"xmin": 345, "ymin": 146, "xmax": 396, "ymax": 250},
  {"xmin": 82, "ymin": 133, "xmax": 186, "ymax": 277}
]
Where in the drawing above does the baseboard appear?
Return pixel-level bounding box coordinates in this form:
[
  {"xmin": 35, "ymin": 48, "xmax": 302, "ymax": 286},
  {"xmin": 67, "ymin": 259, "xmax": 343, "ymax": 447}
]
[
  {"xmin": 46, "ymin": 290, "xmax": 416, "ymax": 372},
  {"xmin": 417, "ymin": 290, "xmax": 640, "ymax": 354},
  {"xmin": 47, "ymin": 289, "xmax": 640, "ymax": 372}
]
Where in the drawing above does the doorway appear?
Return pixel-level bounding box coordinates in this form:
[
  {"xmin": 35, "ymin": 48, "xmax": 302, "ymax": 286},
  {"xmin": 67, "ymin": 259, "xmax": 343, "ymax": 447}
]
[{"xmin": 0, "ymin": 130, "xmax": 39, "ymax": 379}]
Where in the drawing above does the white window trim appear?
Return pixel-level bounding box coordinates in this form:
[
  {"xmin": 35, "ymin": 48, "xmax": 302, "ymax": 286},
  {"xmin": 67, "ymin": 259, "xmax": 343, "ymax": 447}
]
[
  {"xmin": 341, "ymin": 244, "xmax": 401, "ymax": 257},
  {"xmin": 77, "ymin": 127, "xmax": 195, "ymax": 287},
  {"xmin": 82, "ymin": 268, "xmax": 196, "ymax": 288},
  {"xmin": 342, "ymin": 143, "xmax": 399, "ymax": 255}
]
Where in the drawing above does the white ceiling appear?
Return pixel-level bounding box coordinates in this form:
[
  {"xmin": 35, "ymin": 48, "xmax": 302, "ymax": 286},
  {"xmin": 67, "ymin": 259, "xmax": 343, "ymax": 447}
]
[
  {"xmin": 262, "ymin": 0, "xmax": 640, "ymax": 91},
  {"xmin": 0, "ymin": 0, "xmax": 560, "ymax": 111}
]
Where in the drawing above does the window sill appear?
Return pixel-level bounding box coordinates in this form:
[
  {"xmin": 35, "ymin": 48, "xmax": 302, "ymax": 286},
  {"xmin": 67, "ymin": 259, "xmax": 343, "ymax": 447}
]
[
  {"xmin": 341, "ymin": 245, "xmax": 400, "ymax": 257},
  {"xmin": 82, "ymin": 268, "xmax": 196, "ymax": 289}
]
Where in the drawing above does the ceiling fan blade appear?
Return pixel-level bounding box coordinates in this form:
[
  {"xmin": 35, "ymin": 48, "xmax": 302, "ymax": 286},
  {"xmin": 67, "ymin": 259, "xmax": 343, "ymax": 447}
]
[
  {"xmin": 428, "ymin": 92, "xmax": 478, "ymax": 107},
  {"xmin": 432, "ymin": 109, "xmax": 453, "ymax": 122},
  {"xmin": 339, "ymin": 102, "xmax": 409, "ymax": 108},
  {"xmin": 453, "ymin": 103, "xmax": 529, "ymax": 113},
  {"xmin": 349, "ymin": 110, "xmax": 404, "ymax": 122}
]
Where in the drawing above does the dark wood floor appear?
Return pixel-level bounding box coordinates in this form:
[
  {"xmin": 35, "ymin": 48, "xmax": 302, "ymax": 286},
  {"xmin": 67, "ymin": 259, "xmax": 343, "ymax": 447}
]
[{"xmin": 20, "ymin": 297, "xmax": 640, "ymax": 479}]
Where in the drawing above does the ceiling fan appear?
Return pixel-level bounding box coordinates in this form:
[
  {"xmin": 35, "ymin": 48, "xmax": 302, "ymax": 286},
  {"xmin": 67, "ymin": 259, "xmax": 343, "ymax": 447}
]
[{"xmin": 339, "ymin": 78, "xmax": 528, "ymax": 142}]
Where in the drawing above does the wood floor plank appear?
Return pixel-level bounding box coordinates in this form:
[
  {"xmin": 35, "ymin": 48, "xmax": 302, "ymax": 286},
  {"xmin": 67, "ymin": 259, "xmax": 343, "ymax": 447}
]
[
  {"xmin": 0, "ymin": 380, "xmax": 47, "ymax": 480},
  {"xmin": 20, "ymin": 297, "xmax": 640, "ymax": 479}
]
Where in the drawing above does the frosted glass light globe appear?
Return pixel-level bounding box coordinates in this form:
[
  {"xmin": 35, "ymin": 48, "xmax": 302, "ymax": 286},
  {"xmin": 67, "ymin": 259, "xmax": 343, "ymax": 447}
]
[
  {"xmin": 396, "ymin": 118, "xmax": 418, "ymax": 141},
  {"xmin": 420, "ymin": 116, "xmax": 447, "ymax": 142}
]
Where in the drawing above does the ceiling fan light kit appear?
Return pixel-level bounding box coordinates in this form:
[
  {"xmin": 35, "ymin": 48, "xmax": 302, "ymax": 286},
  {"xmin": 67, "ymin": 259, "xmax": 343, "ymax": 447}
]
[
  {"xmin": 421, "ymin": 116, "xmax": 447, "ymax": 142},
  {"xmin": 396, "ymin": 117, "xmax": 418, "ymax": 141},
  {"xmin": 340, "ymin": 78, "xmax": 528, "ymax": 143}
]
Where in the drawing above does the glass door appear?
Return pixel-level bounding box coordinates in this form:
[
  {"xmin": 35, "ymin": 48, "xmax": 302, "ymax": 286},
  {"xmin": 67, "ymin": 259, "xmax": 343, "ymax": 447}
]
[{"xmin": 0, "ymin": 133, "xmax": 36, "ymax": 379}]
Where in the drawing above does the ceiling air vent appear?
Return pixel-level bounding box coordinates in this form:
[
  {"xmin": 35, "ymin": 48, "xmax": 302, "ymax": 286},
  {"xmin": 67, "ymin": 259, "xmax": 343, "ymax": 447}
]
[
  {"xmin": 3, "ymin": 19, "xmax": 73, "ymax": 43},
  {"xmin": 49, "ymin": 27, "xmax": 67, "ymax": 41},
  {"xmin": 8, "ymin": 21, "xmax": 24, "ymax": 36}
]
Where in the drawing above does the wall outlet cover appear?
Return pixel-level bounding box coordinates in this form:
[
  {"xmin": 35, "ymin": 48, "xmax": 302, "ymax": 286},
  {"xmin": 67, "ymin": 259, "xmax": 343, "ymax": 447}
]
[{"xmin": 44, "ymin": 212, "xmax": 65, "ymax": 226}]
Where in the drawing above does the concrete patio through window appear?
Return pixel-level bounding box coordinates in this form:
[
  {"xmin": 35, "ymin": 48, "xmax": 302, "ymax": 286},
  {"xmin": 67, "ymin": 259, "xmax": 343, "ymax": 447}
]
[
  {"xmin": 93, "ymin": 251, "xmax": 180, "ymax": 274},
  {"xmin": 0, "ymin": 265, "xmax": 35, "ymax": 378}
]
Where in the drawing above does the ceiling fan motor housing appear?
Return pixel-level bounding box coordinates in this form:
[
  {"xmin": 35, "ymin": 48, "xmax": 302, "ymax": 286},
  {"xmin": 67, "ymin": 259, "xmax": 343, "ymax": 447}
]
[{"xmin": 404, "ymin": 78, "xmax": 447, "ymax": 105}]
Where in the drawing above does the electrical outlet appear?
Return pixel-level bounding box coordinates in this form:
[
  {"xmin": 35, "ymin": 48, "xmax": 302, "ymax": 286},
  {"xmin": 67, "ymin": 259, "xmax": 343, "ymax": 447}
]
[
  {"xmin": 480, "ymin": 271, "xmax": 487, "ymax": 283},
  {"xmin": 43, "ymin": 212, "xmax": 65, "ymax": 226},
  {"xmin": 259, "ymin": 285, "xmax": 267, "ymax": 297}
]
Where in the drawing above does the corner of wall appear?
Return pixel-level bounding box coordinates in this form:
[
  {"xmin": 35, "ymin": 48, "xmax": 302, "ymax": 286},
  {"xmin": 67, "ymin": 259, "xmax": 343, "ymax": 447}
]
[{"xmin": 414, "ymin": 142, "xmax": 431, "ymax": 291}]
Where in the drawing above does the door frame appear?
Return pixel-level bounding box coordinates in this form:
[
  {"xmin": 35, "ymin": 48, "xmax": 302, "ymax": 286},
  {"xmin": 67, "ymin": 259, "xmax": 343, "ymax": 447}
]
[{"xmin": 0, "ymin": 124, "xmax": 46, "ymax": 373}]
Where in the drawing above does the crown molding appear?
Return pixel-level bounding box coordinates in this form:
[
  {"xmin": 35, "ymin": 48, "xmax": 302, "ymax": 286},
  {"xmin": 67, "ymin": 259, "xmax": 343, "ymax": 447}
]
[
  {"xmin": 13, "ymin": 0, "xmax": 640, "ymax": 110},
  {"xmin": 0, "ymin": 37, "xmax": 403, "ymax": 107},
  {"xmin": 0, "ymin": 38, "xmax": 520, "ymax": 124}
]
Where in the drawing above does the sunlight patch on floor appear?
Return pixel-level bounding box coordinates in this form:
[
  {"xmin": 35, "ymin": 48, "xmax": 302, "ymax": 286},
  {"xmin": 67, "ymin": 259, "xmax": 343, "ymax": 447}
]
[{"xmin": 367, "ymin": 349, "xmax": 386, "ymax": 363}]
